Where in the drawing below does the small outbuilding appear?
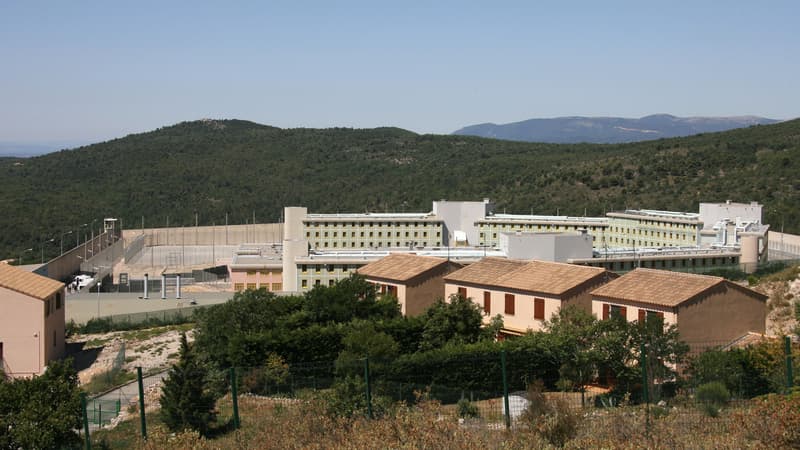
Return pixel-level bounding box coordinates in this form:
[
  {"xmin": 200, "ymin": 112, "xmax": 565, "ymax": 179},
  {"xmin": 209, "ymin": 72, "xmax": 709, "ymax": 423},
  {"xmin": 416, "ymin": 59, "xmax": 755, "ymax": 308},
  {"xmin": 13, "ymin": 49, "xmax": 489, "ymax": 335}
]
[
  {"xmin": 590, "ymin": 268, "xmax": 767, "ymax": 349},
  {"xmin": 0, "ymin": 263, "xmax": 66, "ymax": 378},
  {"xmin": 357, "ymin": 253, "xmax": 462, "ymax": 316}
]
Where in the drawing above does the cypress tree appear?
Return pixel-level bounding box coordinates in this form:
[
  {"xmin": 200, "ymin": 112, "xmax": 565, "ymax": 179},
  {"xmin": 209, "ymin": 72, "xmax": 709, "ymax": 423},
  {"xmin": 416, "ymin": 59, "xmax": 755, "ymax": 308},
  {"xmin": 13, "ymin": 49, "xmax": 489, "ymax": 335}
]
[{"xmin": 159, "ymin": 333, "xmax": 217, "ymax": 436}]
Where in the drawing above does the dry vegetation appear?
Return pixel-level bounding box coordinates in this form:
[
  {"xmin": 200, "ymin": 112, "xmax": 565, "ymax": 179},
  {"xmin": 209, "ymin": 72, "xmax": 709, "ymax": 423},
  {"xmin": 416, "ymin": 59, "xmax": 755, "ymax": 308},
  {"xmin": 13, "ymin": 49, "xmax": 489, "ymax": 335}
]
[{"xmin": 91, "ymin": 390, "xmax": 800, "ymax": 450}]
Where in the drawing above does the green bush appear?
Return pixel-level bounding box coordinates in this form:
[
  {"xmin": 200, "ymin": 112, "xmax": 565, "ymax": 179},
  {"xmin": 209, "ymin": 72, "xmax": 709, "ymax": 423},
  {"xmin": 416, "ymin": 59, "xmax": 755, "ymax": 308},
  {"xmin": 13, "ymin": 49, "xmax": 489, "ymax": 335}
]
[
  {"xmin": 520, "ymin": 380, "xmax": 579, "ymax": 447},
  {"xmin": 456, "ymin": 398, "xmax": 479, "ymax": 418},
  {"xmin": 696, "ymin": 381, "xmax": 730, "ymax": 417}
]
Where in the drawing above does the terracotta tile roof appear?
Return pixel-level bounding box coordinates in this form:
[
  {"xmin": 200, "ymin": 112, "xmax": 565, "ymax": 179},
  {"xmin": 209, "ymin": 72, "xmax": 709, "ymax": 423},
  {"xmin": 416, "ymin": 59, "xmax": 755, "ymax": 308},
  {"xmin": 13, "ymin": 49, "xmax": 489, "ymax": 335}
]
[
  {"xmin": 445, "ymin": 258, "xmax": 609, "ymax": 296},
  {"xmin": 357, "ymin": 254, "xmax": 449, "ymax": 282},
  {"xmin": 444, "ymin": 257, "xmax": 527, "ymax": 286},
  {"xmin": 591, "ymin": 268, "xmax": 726, "ymax": 307},
  {"xmin": 492, "ymin": 260, "xmax": 610, "ymax": 296},
  {"xmin": 0, "ymin": 263, "xmax": 64, "ymax": 300}
]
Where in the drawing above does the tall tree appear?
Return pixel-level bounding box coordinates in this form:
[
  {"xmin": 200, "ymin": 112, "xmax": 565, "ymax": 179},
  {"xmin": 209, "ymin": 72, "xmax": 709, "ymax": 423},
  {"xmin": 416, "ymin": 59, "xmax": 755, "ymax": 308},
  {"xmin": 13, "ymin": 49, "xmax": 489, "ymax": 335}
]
[{"xmin": 160, "ymin": 333, "xmax": 218, "ymax": 436}]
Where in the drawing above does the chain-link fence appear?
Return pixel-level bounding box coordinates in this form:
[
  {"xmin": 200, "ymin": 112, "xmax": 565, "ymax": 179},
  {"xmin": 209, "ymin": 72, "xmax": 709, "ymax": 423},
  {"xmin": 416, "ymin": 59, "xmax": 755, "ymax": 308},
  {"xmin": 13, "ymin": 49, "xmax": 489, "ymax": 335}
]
[{"xmin": 81, "ymin": 336, "xmax": 798, "ymax": 448}]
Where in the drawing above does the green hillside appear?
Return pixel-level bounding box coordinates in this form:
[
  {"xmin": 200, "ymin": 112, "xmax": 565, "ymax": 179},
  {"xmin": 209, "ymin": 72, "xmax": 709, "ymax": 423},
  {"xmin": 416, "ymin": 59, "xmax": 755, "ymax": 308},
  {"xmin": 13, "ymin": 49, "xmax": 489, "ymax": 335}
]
[{"xmin": 1, "ymin": 118, "xmax": 799, "ymax": 260}]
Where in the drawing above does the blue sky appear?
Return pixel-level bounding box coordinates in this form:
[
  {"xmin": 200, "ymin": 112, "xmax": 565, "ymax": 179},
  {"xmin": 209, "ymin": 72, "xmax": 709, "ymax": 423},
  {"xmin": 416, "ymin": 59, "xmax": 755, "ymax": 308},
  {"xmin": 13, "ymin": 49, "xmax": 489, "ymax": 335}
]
[{"xmin": 1, "ymin": 1, "xmax": 798, "ymax": 146}]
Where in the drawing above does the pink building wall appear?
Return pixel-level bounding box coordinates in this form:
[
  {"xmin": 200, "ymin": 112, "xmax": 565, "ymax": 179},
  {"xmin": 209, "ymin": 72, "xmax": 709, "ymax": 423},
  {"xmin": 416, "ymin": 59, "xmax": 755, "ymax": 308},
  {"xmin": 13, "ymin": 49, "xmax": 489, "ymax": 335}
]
[
  {"xmin": 0, "ymin": 286, "xmax": 66, "ymax": 378},
  {"xmin": 229, "ymin": 268, "xmax": 284, "ymax": 292}
]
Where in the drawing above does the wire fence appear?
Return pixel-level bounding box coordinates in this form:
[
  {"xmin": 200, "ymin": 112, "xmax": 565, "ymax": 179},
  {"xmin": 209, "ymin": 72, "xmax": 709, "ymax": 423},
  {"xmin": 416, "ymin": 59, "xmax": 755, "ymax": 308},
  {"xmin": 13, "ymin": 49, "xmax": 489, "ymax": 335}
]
[{"xmin": 82, "ymin": 336, "xmax": 797, "ymax": 448}]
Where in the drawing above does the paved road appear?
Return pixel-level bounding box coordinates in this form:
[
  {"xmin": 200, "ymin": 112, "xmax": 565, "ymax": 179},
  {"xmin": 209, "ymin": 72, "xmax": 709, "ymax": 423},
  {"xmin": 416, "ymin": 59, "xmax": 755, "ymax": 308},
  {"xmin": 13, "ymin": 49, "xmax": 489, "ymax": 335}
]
[{"xmin": 89, "ymin": 371, "xmax": 169, "ymax": 431}]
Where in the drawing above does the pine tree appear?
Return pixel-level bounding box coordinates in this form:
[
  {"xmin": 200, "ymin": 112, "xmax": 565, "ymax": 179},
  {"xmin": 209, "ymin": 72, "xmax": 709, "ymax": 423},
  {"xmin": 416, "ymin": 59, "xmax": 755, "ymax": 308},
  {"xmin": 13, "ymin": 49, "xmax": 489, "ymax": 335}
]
[{"xmin": 159, "ymin": 333, "xmax": 217, "ymax": 436}]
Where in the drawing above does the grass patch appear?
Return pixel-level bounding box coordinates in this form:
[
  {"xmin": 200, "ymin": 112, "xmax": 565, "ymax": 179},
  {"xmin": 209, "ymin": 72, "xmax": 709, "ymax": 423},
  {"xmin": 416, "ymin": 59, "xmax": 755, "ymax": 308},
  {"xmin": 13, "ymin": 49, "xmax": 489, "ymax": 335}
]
[{"xmin": 83, "ymin": 369, "xmax": 137, "ymax": 395}]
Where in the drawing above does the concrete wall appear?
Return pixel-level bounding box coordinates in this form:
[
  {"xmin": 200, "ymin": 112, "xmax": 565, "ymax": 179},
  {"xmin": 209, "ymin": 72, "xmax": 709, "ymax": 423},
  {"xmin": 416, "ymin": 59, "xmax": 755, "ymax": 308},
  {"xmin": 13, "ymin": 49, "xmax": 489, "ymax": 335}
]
[
  {"xmin": 699, "ymin": 202, "xmax": 762, "ymax": 230},
  {"xmin": 500, "ymin": 232, "xmax": 593, "ymax": 261},
  {"xmin": 122, "ymin": 223, "xmax": 284, "ymax": 247},
  {"xmin": 0, "ymin": 287, "xmax": 64, "ymax": 378},
  {"xmin": 37, "ymin": 232, "xmax": 116, "ymax": 282},
  {"xmin": 404, "ymin": 263, "xmax": 460, "ymax": 316},
  {"xmin": 768, "ymin": 231, "xmax": 800, "ymax": 259},
  {"xmin": 444, "ymin": 283, "xmax": 559, "ymax": 333},
  {"xmin": 433, "ymin": 200, "xmax": 493, "ymax": 246}
]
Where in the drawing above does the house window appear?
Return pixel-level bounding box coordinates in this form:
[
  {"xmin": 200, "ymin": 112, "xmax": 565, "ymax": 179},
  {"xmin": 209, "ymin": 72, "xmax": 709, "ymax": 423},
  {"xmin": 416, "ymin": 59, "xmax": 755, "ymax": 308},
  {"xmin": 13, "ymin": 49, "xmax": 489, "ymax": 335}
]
[
  {"xmin": 602, "ymin": 304, "xmax": 627, "ymax": 320},
  {"xmin": 505, "ymin": 294, "xmax": 515, "ymax": 315},
  {"xmin": 458, "ymin": 287, "xmax": 467, "ymax": 298},
  {"xmin": 638, "ymin": 309, "xmax": 664, "ymax": 323},
  {"xmin": 246, "ymin": 283, "xmax": 257, "ymax": 290},
  {"xmin": 534, "ymin": 298, "xmax": 545, "ymax": 320},
  {"xmin": 483, "ymin": 291, "xmax": 491, "ymax": 314},
  {"xmin": 387, "ymin": 285, "xmax": 398, "ymax": 297},
  {"xmin": 56, "ymin": 293, "xmax": 62, "ymax": 310},
  {"xmin": 272, "ymin": 283, "xmax": 282, "ymax": 291},
  {"xmin": 234, "ymin": 283, "xmax": 244, "ymax": 291},
  {"xmin": 44, "ymin": 299, "xmax": 50, "ymax": 317},
  {"xmin": 53, "ymin": 330, "xmax": 56, "ymax": 347}
]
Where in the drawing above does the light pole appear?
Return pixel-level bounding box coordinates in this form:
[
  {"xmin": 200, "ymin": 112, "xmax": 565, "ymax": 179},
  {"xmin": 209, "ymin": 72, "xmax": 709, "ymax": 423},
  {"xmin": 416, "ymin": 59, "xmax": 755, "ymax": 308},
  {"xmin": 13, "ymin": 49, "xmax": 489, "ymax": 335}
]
[
  {"xmin": 19, "ymin": 248, "xmax": 32, "ymax": 265},
  {"xmin": 60, "ymin": 230, "xmax": 73, "ymax": 255},
  {"xmin": 93, "ymin": 265, "xmax": 109, "ymax": 319},
  {"xmin": 40, "ymin": 238, "xmax": 55, "ymax": 264},
  {"xmin": 77, "ymin": 223, "xmax": 88, "ymax": 248}
]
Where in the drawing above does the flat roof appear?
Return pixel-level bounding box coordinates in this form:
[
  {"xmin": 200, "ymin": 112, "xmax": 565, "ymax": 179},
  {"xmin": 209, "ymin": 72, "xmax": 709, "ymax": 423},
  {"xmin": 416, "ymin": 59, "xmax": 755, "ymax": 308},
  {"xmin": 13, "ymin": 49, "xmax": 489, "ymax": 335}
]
[
  {"xmin": 479, "ymin": 214, "xmax": 608, "ymax": 225},
  {"xmin": 305, "ymin": 212, "xmax": 439, "ymax": 221},
  {"xmin": 607, "ymin": 210, "xmax": 701, "ymax": 224}
]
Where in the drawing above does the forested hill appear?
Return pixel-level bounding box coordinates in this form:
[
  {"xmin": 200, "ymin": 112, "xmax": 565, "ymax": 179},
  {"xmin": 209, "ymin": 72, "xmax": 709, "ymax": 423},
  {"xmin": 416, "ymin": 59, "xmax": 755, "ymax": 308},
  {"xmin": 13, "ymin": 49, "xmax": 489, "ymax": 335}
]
[{"xmin": 1, "ymin": 118, "xmax": 799, "ymax": 260}]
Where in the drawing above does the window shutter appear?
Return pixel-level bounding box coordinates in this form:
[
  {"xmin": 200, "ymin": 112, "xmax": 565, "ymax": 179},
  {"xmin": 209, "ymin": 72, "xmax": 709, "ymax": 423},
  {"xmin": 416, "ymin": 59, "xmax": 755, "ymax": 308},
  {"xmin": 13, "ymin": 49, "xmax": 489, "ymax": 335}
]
[
  {"xmin": 638, "ymin": 309, "xmax": 646, "ymax": 323},
  {"xmin": 458, "ymin": 287, "xmax": 467, "ymax": 298},
  {"xmin": 657, "ymin": 312, "xmax": 664, "ymax": 319},
  {"xmin": 483, "ymin": 291, "xmax": 491, "ymax": 314},
  {"xmin": 619, "ymin": 306, "xmax": 627, "ymax": 320},
  {"xmin": 602, "ymin": 304, "xmax": 609, "ymax": 320},
  {"xmin": 534, "ymin": 298, "xmax": 545, "ymax": 320},
  {"xmin": 505, "ymin": 294, "xmax": 515, "ymax": 315}
]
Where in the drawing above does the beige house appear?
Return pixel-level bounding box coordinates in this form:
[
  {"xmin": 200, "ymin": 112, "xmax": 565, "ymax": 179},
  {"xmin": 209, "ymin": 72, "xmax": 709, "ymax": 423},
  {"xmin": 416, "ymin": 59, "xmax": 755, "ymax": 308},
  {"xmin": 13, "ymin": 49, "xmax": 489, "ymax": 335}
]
[
  {"xmin": 591, "ymin": 268, "xmax": 767, "ymax": 349},
  {"xmin": 0, "ymin": 263, "xmax": 66, "ymax": 378},
  {"xmin": 444, "ymin": 257, "xmax": 616, "ymax": 336},
  {"xmin": 357, "ymin": 254, "xmax": 462, "ymax": 316}
]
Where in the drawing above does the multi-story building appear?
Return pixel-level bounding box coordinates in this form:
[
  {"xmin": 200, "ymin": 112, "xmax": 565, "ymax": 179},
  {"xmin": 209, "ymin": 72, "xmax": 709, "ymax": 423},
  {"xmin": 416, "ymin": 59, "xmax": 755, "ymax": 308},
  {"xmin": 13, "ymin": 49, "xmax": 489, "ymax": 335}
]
[
  {"xmin": 604, "ymin": 210, "xmax": 703, "ymax": 248},
  {"xmin": 228, "ymin": 244, "xmax": 283, "ymax": 292},
  {"xmin": 476, "ymin": 215, "xmax": 608, "ymax": 248},
  {"xmin": 303, "ymin": 213, "xmax": 445, "ymax": 250}
]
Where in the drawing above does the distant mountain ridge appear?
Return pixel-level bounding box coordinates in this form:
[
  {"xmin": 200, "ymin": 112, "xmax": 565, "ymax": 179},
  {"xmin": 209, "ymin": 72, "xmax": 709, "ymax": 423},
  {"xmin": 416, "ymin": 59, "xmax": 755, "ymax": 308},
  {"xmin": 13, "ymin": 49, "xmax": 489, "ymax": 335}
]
[{"xmin": 452, "ymin": 114, "xmax": 780, "ymax": 143}]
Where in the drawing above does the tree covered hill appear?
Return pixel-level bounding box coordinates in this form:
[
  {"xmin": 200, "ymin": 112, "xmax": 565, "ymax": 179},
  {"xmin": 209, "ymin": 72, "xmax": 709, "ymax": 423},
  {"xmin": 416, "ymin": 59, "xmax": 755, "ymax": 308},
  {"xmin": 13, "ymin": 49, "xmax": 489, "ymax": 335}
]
[{"xmin": 1, "ymin": 118, "xmax": 799, "ymax": 260}]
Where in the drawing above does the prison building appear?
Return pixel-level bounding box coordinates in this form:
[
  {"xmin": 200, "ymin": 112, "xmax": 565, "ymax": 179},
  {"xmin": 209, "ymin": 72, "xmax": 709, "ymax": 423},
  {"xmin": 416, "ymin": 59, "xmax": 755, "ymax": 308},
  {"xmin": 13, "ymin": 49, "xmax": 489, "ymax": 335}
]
[
  {"xmin": 476, "ymin": 214, "xmax": 609, "ymax": 249},
  {"xmin": 228, "ymin": 244, "xmax": 283, "ymax": 292},
  {"xmin": 605, "ymin": 209, "xmax": 703, "ymax": 248}
]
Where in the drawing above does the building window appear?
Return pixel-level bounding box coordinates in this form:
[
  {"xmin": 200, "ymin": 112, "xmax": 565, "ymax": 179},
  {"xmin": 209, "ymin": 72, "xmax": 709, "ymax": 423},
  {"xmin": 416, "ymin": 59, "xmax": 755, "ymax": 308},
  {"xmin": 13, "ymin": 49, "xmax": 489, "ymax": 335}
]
[
  {"xmin": 301, "ymin": 280, "xmax": 308, "ymax": 289},
  {"xmin": 505, "ymin": 294, "xmax": 515, "ymax": 315},
  {"xmin": 315, "ymin": 265, "xmax": 321, "ymax": 273},
  {"xmin": 534, "ymin": 298, "xmax": 545, "ymax": 320},
  {"xmin": 458, "ymin": 287, "xmax": 467, "ymax": 298},
  {"xmin": 53, "ymin": 330, "xmax": 57, "ymax": 347},
  {"xmin": 387, "ymin": 285, "xmax": 398, "ymax": 297},
  {"xmin": 483, "ymin": 291, "xmax": 491, "ymax": 315},
  {"xmin": 326, "ymin": 264, "xmax": 334, "ymax": 272},
  {"xmin": 329, "ymin": 279, "xmax": 335, "ymax": 287},
  {"xmin": 602, "ymin": 304, "xmax": 627, "ymax": 320},
  {"xmin": 301, "ymin": 264, "xmax": 308, "ymax": 273},
  {"xmin": 56, "ymin": 293, "xmax": 62, "ymax": 310},
  {"xmin": 272, "ymin": 283, "xmax": 282, "ymax": 291},
  {"xmin": 315, "ymin": 279, "xmax": 321, "ymax": 286},
  {"xmin": 234, "ymin": 283, "xmax": 244, "ymax": 291},
  {"xmin": 247, "ymin": 283, "xmax": 257, "ymax": 290}
]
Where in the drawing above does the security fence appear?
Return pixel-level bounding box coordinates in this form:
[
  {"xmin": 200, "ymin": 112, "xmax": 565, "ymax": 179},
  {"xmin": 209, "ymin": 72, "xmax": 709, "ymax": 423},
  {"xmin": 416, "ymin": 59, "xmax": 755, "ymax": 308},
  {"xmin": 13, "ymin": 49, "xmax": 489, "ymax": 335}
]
[{"xmin": 83, "ymin": 337, "xmax": 798, "ymax": 448}]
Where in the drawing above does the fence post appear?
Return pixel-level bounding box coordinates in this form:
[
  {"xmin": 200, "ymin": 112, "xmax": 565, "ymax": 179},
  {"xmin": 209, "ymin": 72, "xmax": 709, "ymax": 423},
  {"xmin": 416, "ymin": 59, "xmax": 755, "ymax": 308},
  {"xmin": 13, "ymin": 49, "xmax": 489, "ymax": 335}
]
[
  {"xmin": 640, "ymin": 343, "xmax": 650, "ymax": 435},
  {"xmin": 230, "ymin": 367, "xmax": 240, "ymax": 429},
  {"xmin": 786, "ymin": 336, "xmax": 794, "ymax": 391},
  {"xmin": 364, "ymin": 357, "xmax": 373, "ymax": 419},
  {"xmin": 501, "ymin": 350, "xmax": 510, "ymax": 429},
  {"xmin": 137, "ymin": 367, "xmax": 147, "ymax": 440},
  {"xmin": 81, "ymin": 392, "xmax": 91, "ymax": 450}
]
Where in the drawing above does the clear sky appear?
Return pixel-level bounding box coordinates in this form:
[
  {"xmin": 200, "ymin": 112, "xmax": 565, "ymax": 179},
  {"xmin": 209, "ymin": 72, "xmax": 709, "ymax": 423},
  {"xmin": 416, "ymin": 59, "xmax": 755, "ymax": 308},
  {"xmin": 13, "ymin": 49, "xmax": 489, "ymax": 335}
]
[{"xmin": 1, "ymin": 0, "xmax": 798, "ymax": 145}]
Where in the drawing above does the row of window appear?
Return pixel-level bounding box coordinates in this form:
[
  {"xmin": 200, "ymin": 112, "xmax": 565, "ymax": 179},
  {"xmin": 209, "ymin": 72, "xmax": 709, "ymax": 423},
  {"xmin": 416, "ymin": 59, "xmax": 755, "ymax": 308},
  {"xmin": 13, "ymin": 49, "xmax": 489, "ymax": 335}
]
[
  {"xmin": 456, "ymin": 287, "xmax": 546, "ymax": 320},
  {"xmin": 44, "ymin": 293, "xmax": 63, "ymax": 318},
  {"xmin": 301, "ymin": 264, "xmax": 358, "ymax": 273},
  {"xmin": 480, "ymin": 224, "xmax": 603, "ymax": 231},
  {"xmin": 590, "ymin": 256, "xmax": 739, "ymax": 271},
  {"xmin": 233, "ymin": 283, "xmax": 283, "ymax": 292},
  {"xmin": 300, "ymin": 279, "xmax": 337, "ymax": 289},
  {"xmin": 308, "ymin": 230, "xmax": 437, "ymax": 238},
  {"xmin": 306, "ymin": 221, "xmax": 439, "ymax": 228},
  {"xmin": 601, "ymin": 304, "xmax": 664, "ymax": 322},
  {"xmin": 313, "ymin": 241, "xmax": 440, "ymax": 249}
]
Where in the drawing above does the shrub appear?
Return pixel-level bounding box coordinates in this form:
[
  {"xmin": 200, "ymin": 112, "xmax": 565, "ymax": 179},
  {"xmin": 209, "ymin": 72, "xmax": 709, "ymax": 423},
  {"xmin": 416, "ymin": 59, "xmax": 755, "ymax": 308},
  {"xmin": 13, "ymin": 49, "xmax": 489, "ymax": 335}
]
[
  {"xmin": 456, "ymin": 398, "xmax": 479, "ymax": 418},
  {"xmin": 695, "ymin": 381, "xmax": 730, "ymax": 417},
  {"xmin": 733, "ymin": 390, "xmax": 800, "ymax": 448},
  {"xmin": 520, "ymin": 380, "xmax": 579, "ymax": 447}
]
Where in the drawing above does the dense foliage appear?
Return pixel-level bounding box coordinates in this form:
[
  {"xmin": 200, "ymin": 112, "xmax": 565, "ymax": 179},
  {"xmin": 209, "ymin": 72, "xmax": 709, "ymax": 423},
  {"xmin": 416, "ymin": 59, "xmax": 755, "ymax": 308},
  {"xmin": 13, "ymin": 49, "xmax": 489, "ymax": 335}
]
[
  {"xmin": 160, "ymin": 333, "xmax": 219, "ymax": 436},
  {"xmin": 2, "ymin": 118, "xmax": 799, "ymax": 260},
  {"xmin": 0, "ymin": 360, "xmax": 83, "ymax": 450}
]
